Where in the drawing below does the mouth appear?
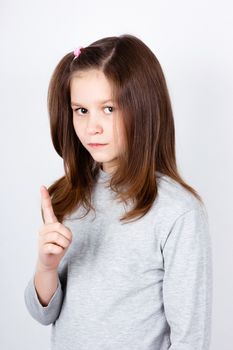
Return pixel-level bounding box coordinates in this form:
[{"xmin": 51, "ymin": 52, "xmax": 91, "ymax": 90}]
[{"xmin": 88, "ymin": 143, "xmax": 108, "ymax": 148}]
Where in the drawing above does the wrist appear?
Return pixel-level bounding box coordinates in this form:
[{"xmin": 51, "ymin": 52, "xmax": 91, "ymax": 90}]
[{"xmin": 35, "ymin": 261, "xmax": 57, "ymax": 274}]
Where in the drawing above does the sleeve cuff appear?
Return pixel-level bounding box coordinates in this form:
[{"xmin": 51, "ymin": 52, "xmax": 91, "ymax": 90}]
[{"xmin": 24, "ymin": 274, "xmax": 64, "ymax": 325}]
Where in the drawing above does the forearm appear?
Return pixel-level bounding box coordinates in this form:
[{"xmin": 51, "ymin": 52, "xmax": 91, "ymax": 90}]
[{"xmin": 34, "ymin": 262, "xmax": 59, "ymax": 306}]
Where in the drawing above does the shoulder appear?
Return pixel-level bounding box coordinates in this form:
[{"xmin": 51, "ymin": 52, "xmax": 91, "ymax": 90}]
[
  {"xmin": 155, "ymin": 171, "xmax": 207, "ymax": 219},
  {"xmin": 154, "ymin": 172, "xmax": 209, "ymax": 247}
]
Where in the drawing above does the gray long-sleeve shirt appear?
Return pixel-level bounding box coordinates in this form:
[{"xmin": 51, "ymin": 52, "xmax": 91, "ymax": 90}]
[{"xmin": 24, "ymin": 169, "xmax": 213, "ymax": 349}]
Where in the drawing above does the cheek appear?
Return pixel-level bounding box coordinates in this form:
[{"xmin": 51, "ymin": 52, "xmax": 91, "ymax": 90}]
[
  {"xmin": 115, "ymin": 121, "xmax": 126, "ymax": 147},
  {"xmin": 73, "ymin": 120, "xmax": 84, "ymax": 140}
]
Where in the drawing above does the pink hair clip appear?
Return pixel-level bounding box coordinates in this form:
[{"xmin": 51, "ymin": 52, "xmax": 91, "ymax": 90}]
[{"xmin": 73, "ymin": 46, "xmax": 83, "ymax": 58}]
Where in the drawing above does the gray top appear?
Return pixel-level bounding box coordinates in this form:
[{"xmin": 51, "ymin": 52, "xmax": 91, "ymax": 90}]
[{"xmin": 24, "ymin": 169, "xmax": 213, "ymax": 349}]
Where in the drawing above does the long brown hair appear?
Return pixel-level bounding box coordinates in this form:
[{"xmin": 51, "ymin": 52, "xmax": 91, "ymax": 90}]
[{"xmin": 43, "ymin": 33, "xmax": 203, "ymax": 224}]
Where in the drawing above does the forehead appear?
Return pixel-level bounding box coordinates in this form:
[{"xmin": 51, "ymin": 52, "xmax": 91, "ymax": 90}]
[{"xmin": 70, "ymin": 69, "xmax": 114, "ymax": 100}]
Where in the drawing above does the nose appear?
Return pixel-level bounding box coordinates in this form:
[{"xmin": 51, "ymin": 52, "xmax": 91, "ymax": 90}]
[{"xmin": 86, "ymin": 113, "xmax": 103, "ymax": 135}]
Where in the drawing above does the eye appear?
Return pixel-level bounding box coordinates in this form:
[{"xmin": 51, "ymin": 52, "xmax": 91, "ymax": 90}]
[
  {"xmin": 104, "ymin": 106, "xmax": 114, "ymax": 114},
  {"xmin": 74, "ymin": 107, "xmax": 87, "ymax": 115},
  {"xmin": 73, "ymin": 106, "xmax": 115, "ymax": 116}
]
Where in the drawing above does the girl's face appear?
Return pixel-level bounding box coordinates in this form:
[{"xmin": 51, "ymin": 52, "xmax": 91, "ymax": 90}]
[{"xmin": 70, "ymin": 69, "xmax": 126, "ymax": 174}]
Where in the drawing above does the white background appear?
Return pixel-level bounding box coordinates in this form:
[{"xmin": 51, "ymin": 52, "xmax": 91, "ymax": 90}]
[{"xmin": 0, "ymin": 0, "xmax": 232, "ymax": 349}]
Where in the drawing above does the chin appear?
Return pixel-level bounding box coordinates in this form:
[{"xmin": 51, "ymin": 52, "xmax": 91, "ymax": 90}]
[
  {"xmin": 91, "ymin": 153, "xmax": 117, "ymax": 166},
  {"xmin": 91, "ymin": 155, "xmax": 113, "ymax": 163}
]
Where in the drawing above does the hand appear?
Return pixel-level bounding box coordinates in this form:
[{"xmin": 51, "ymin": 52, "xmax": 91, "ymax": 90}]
[{"xmin": 36, "ymin": 185, "xmax": 72, "ymax": 272}]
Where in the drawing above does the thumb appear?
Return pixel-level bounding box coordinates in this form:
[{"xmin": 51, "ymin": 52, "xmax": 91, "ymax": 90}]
[{"xmin": 40, "ymin": 185, "xmax": 58, "ymax": 224}]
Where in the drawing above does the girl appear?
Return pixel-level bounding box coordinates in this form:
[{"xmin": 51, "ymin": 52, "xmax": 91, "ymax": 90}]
[{"xmin": 24, "ymin": 34, "xmax": 212, "ymax": 350}]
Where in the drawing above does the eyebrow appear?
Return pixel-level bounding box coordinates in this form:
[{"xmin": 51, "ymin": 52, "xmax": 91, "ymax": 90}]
[{"xmin": 71, "ymin": 99, "xmax": 113, "ymax": 107}]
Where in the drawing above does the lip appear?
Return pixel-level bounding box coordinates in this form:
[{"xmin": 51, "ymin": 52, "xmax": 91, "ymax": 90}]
[{"xmin": 88, "ymin": 143, "xmax": 108, "ymax": 148}]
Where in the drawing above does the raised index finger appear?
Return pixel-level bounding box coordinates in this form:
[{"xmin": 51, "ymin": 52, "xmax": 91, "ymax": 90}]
[{"xmin": 40, "ymin": 185, "xmax": 58, "ymax": 224}]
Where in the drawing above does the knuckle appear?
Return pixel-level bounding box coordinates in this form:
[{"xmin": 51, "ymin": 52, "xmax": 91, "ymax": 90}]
[
  {"xmin": 53, "ymin": 231, "xmax": 60, "ymax": 241},
  {"xmin": 55, "ymin": 222, "xmax": 62, "ymax": 230},
  {"xmin": 63, "ymin": 240, "xmax": 68, "ymax": 248}
]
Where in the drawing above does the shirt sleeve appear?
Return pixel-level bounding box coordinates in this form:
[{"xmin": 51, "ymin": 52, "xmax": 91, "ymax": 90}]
[
  {"xmin": 161, "ymin": 205, "xmax": 213, "ymax": 349},
  {"xmin": 24, "ymin": 254, "xmax": 68, "ymax": 326}
]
